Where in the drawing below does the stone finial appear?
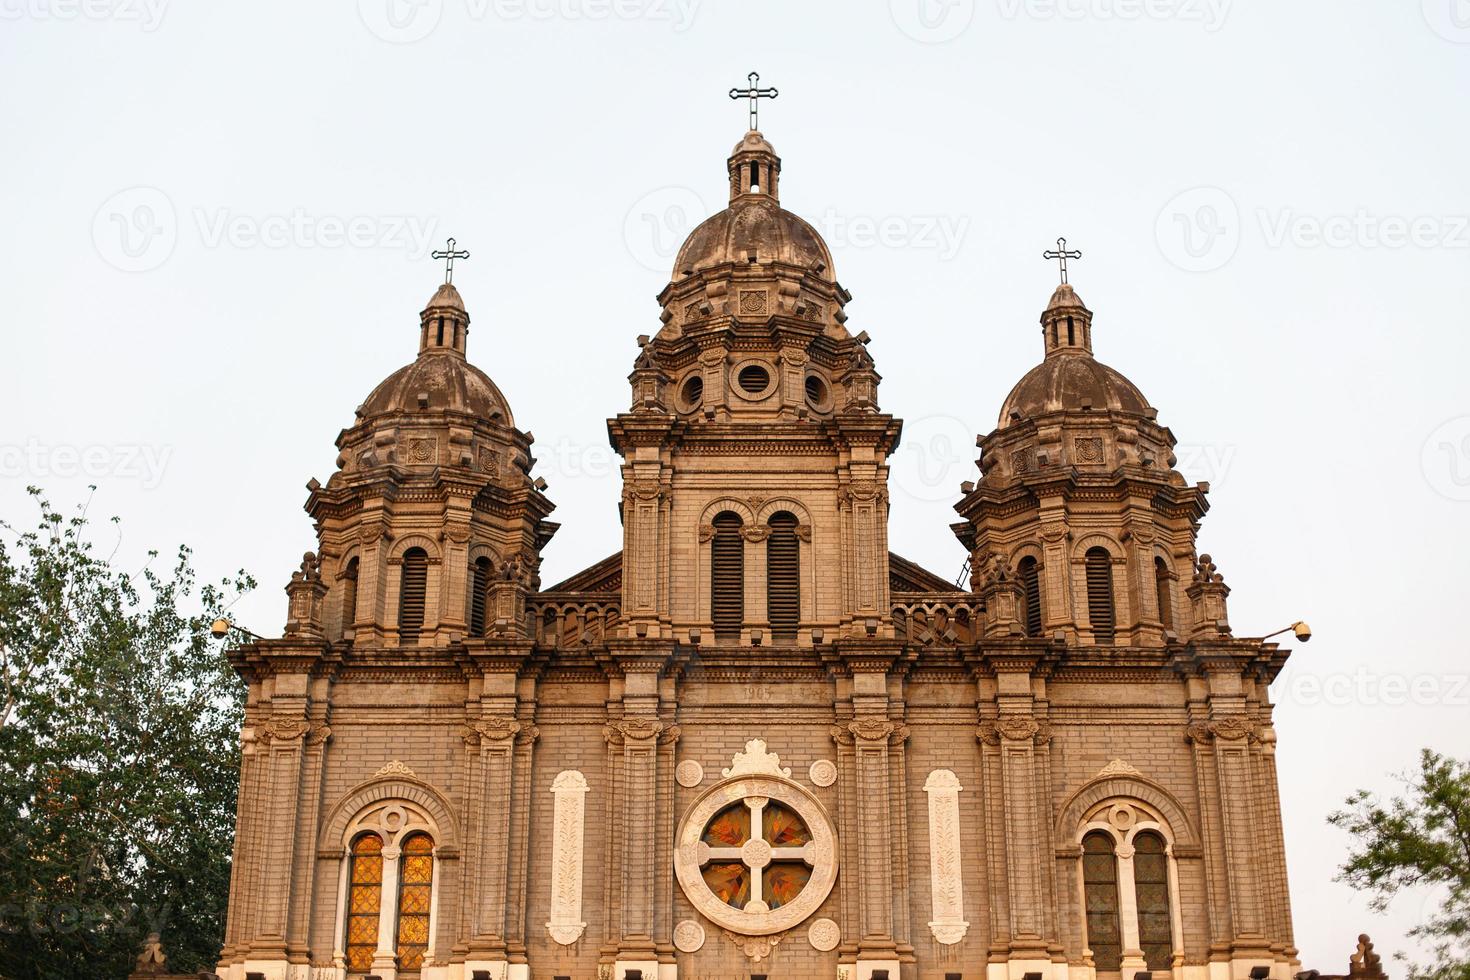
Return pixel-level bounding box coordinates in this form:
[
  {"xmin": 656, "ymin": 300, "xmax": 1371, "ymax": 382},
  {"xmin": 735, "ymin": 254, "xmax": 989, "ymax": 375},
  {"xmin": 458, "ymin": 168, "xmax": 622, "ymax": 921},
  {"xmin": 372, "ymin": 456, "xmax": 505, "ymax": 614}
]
[
  {"xmin": 1192, "ymin": 553, "xmax": 1225, "ymax": 584},
  {"xmin": 283, "ymin": 551, "xmax": 329, "ymax": 638},
  {"xmin": 1349, "ymin": 934, "xmax": 1386, "ymax": 980},
  {"xmin": 1185, "ymin": 551, "xmax": 1231, "ymax": 638},
  {"xmin": 977, "ymin": 552, "xmax": 1026, "ymax": 637},
  {"xmin": 131, "ymin": 933, "xmax": 167, "ymax": 976}
]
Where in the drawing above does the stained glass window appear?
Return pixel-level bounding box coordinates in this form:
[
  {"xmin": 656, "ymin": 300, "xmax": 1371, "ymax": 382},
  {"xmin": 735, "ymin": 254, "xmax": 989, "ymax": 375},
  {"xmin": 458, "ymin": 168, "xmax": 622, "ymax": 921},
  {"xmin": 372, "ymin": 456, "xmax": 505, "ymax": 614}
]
[
  {"xmin": 763, "ymin": 803, "xmax": 812, "ymax": 846},
  {"xmin": 695, "ymin": 799, "xmax": 812, "ymax": 912},
  {"xmin": 702, "ymin": 861, "xmax": 752, "ymax": 908},
  {"xmin": 396, "ymin": 833, "xmax": 434, "ymax": 970},
  {"xmin": 1082, "ymin": 832, "xmax": 1122, "ymax": 971},
  {"xmin": 345, "ymin": 833, "xmax": 383, "ymax": 973},
  {"xmin": 702, "ymin": 803, "xmax": 751, "ymax": 847},
  {"xmin": 1134, "ymin": 832, "xmax": 1173, "ymax": 969}
]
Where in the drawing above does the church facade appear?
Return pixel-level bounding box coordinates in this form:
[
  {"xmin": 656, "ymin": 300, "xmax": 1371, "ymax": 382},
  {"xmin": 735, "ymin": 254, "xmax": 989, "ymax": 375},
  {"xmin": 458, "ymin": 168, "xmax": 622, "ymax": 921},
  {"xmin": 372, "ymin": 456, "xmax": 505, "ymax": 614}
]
[{"xmin": 216, "ymin": 126, "xmax": 1301, "ymax": 980}]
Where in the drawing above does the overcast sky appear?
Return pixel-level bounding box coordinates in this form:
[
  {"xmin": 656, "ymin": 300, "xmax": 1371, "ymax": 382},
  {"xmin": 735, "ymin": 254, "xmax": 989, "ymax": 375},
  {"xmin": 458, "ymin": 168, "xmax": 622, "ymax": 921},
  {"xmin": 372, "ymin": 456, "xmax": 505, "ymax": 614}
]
[{"xmin": 3, "ymin": 0, "xmax": 1468, "ymax": 967}]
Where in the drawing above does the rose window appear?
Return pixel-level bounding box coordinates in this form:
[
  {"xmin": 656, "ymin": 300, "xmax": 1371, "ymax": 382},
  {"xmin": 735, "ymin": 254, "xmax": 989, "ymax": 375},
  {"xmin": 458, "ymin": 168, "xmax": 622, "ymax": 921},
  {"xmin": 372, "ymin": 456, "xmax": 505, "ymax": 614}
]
[{"xmin": 674, "ymin": 743, "xmax": 838, "ymax": 937}]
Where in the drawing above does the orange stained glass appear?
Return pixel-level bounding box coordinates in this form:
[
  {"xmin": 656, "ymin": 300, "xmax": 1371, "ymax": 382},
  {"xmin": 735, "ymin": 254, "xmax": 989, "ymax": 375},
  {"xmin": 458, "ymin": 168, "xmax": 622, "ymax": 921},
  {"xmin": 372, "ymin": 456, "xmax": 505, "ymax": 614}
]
[
  {"xmin": 701, "ymin": 803, "xmax": 750, "ymax": 847},
  {"xmin": 764, "ymin": 861, "xmax": 811, "ymax": 909},
  {"xmin": 701, "ymin": 861, "xmax": 751, "ymax": 908},
  {"xmin": 396, "ymin": 833, "xmax": 434, "ymax": 970},
  {"xmin": 762, "ymin": 803, "xmax": 812, "ymax": 846},
  {"xmin": 345, "ymin": 833, "xmax": 384, "ymax": 972}
]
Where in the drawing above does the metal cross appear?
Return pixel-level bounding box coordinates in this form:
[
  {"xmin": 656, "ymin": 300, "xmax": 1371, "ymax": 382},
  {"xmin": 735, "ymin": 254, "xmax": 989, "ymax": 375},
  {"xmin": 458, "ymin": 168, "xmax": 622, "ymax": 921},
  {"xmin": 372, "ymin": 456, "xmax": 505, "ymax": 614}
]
[
  {"xmin": 729, "ymin": 71, "xmax": 778, "ymax": 131},
  {"xmin": 431, "ymin": 237, "xmax": 470, "ymax": 284},
  {"xmin": 1042, "ymin": 237, "xmax": 1082, "ymax": 284}
]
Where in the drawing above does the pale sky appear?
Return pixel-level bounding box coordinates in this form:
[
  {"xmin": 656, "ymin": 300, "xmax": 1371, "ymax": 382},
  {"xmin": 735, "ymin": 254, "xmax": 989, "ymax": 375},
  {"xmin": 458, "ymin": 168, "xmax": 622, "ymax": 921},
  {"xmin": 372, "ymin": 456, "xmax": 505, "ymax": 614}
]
[{"xmin": 3, "ymin": 0, "xmax": 1468, "ymax": 968}]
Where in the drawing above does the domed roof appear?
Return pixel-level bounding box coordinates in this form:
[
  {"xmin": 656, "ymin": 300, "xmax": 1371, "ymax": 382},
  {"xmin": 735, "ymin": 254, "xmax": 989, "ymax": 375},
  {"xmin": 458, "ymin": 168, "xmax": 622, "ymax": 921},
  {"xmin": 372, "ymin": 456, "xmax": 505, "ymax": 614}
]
[
  {"xmin": 360, "ymin": 354, "xmax": 514, "ymax": 425},
  {"xmin": 673, "ymin": 198, "xmax": 835, "ymax": 282},
  {"xmin": 998, "ymin": 353, "xmax": 1149, "ymax": 429}
]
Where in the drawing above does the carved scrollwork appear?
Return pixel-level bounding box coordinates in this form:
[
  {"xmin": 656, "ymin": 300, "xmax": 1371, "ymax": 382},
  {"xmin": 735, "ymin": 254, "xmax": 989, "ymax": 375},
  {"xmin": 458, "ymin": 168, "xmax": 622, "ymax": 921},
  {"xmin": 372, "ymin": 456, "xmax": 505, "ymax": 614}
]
[
  {"xmin": 462, "ymin": 717, "xmax": 523, "ymax": 746},
  {"xmin": 603, "ymin": 718, "xmax": 665, "ymax": 745},
  {"xmin": 794, "ymin": 524, "xmax": 812, "ymax": 542},
  {"xmin": 261, "ymin": 718, "xmax": 310, "ymax": 744},
  {"xmin": 1185, "ymin": 717, "xmax": 1259, "ymax": 744},
  {"xmin": 740, "ymin": 525, "xmax": 772, "ymax": 543},
  {"xmin": 698, "ymin": 524, "xmax": 716, "ymax": 544},
  {"xmin": 976, "ymin": 716, "xmax": 1050, "ymax": 746},
  {"xmin": 847, "ymin": 719, "xmax": 896, "ymax": 743}
]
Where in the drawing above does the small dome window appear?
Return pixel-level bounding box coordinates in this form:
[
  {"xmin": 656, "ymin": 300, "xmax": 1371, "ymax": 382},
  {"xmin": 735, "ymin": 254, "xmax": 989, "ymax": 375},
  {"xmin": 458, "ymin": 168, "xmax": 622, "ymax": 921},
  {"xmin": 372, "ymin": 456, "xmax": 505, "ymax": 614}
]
[
  {"xmin": 738, "ymin": 365, "xmax": 771, "ymax": 394},
  {"xmin": 681, "ymin": 374, "xmax": 705, "ymax": 411},
  {"xmin": 804, "ymin": 374, "xmax": 829, "ymax": 409}
]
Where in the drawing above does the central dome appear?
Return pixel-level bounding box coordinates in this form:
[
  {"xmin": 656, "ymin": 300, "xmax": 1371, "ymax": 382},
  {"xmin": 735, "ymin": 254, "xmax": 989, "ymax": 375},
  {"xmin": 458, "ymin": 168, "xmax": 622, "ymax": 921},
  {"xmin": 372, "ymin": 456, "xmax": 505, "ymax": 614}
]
[{"xmin": 671, "ymin": 130, "xmax": 836, "ymax": 283}]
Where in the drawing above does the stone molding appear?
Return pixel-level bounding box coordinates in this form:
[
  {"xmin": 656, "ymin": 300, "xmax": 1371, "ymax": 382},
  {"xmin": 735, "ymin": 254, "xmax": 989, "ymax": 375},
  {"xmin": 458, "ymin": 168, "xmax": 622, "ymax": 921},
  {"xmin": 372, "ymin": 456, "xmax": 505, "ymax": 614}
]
[
  {"xmin": 923, "ymin": 769, "xmax": 968, "ymax": 945},
  {"xmin": 545, "ymin": 770, "xmax": 589, "ymax": 945}
]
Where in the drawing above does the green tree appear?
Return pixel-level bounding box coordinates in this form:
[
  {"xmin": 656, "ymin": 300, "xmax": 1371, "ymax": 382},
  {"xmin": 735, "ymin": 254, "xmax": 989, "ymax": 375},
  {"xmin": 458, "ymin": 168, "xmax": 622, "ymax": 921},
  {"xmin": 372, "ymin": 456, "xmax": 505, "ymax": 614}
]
[
  {"xmin": 1331, "ymin": 749, "xmax": 1470, "ymax": 980},
  {"xmin": 0, "ymin": 488, "xmax": 252, "ymax": 980}
]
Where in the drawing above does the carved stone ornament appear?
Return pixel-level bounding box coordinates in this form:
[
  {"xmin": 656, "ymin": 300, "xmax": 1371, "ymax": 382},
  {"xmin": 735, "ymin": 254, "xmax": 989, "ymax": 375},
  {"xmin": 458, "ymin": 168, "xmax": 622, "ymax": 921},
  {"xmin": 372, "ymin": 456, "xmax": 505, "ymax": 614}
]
[
  {"xmin": 807, "ymin": 917, "xmax": 840, "ymax": 952},
  {"xmin": 794, "ymin": 523, "xmax": 812, "ymax": 542},
  {"xmin": 1096, "ymin": 759, "xmax": 1141, "ymax": 779},
  {"xmin": 408, "ymin": 437, "xmax": 437, "ymax": 463},
  {"xmin": 808, "ymin": 759, "xmax": 837, "ymax": 788},
  {"xmin": 977, "ymin": 716, "xmax": 1048, "ymax": 745},
  {"xmin": 740, "ymin": 525, "xmax": 772, "ymax": 543},
  {"xmin": 604, "ymin": 718, "xmax": 665, "ymax": 745},
  {"xmin": 374, "ymin": 760, "xmax": 419, "ymax": 779},
  {"xmin": 1073, "ymin": 436, "xmax": 1104, "ymax": 463},
  {"xmin": 1186, "ymin": 717, "xmax": 1259, "ymax": 744},
  {"xmin": 545, "ymin": 770, "xmax": 589, "ymax": 946},
  {"xmin": 698, "ymin": 524, "xmax": 716, "ymax": 544},
  {"xmin": 675, "ymin": 773, "xmax": 839, "ymax": 938},
  {"xmin": 676, "ymin": 760, "xmax": 705, "ymax": 788},
  {"xmin": 464, "ymin": 717, "xmax": 523, "ymax": 745},
  {"xmin": 847, "ymin": 719, "xmax": 896, "ymax": 743},
  {"xmin": 722, "ymin": 927, "xmax": 787, "ymax": 962},
  {"xmin": 673, "ymin": 918, "xmax": 706, "ymax": 953},
  {"xmin": 722, "ymin": 739, "xmax": 791, "ymax": 779},
  {"xmin": 263, "ymin": 718, "xmax": 311, "ymax": 743},
  {"xmin": 739, "ymin": 290, "xmax": 768, "ymax": 314},
  {"xmin": 923, "ymin": 769, "xmax": 969, "ymax": 945}
]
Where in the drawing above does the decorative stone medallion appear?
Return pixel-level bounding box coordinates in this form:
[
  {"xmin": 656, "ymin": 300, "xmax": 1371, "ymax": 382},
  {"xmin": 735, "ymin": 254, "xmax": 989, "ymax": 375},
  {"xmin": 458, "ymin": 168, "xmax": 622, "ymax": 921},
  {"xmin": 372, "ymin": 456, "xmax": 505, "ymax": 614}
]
[
  {"xmin": 807, "ymin": 917, "xmax": 840, "ymax": 952},
  {"xmin": 676, "ymin": 759, "xmax": 705, "ymax": 788},
  {"xmin": 673, "ymin": 919, "xmax": 706, "ymax": 953},
  {"xmin": 808, "ymin": 759, "xmax": 837, "ymax": 787}
]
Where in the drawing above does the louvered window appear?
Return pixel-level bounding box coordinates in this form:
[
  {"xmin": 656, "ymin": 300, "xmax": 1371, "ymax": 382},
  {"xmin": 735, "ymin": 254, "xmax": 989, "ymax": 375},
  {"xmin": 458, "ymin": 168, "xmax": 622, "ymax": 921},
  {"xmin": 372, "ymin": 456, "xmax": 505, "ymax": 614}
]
[
  {"xmin": 398, "ymin": 547, "xmax": 428, "ymax": 645},
  {"xmin": 344, "ymin": 833, "xmax": 383, "ymax": 973},
  {"xmin": 711, "ymin": 512, "xmax": 744, "ymax": 640},
  {"xmin": 1018, "ymin": 555, "xmax": 1042, "ymax": 637},
  {"xmin": 341, "ymin": 557, "xmax": 359, "ymax": 639},
  {"xmin": 1082, "ymin": 832, "xmax": 1122, "ymax": 971},
  {"xmin": 766, "ymin": 512, "xmax": 800, "ymax": 641},
  {"xmin": 1134, "ymin": 832, "xmax": 1173, "ymax": 969},
  {"xmin": 470, "ymin": 556, "xmax": 491, "ymax": 637},
  {"xmin": 1085, "ymin": 547, "xmax": 1115, "ymax": 645},
  {"xmin": 1154, "ymin": 557, "xmax": 1173, "ymax": 632}
]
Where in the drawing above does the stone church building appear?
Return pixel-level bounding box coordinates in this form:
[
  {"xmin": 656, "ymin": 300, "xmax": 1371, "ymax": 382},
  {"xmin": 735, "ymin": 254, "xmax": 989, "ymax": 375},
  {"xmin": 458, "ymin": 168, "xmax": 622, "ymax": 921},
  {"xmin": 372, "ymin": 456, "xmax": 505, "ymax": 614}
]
[{"xmin": 217, "ymin": 125, "xmax": 1302, "ymax": 980}]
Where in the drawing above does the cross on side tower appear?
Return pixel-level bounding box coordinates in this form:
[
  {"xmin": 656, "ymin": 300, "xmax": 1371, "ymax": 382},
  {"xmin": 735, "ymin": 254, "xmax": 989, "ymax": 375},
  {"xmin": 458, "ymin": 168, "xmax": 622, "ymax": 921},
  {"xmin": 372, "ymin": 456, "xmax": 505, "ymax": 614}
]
[
  {"xmin": 1042, "ymin": 237, "xmax": 1082, "ymax": 284},
  {"xmin": 729, "ymin": 71, "xmax": 778, "ymax": 131},
  {"xmin": 431, "ymin": 237, "xmax": 470, "ymax": 284}
]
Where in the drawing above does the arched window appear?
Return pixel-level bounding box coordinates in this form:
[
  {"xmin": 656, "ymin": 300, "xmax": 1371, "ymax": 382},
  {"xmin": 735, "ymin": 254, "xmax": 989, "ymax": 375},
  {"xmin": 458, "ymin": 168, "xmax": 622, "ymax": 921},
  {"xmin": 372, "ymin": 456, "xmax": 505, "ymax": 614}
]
[
  {"xmin": 1154, "ymin": 557, "xmax": 1173, "ymax": 632},
  {"xmin": 345, "ymin": 833, "xmax": 384, "ymax": 973},
  {"xmin": 396, "ymin": 833, "xmax": 434, "ymax": 969},
  {"xmin": 711, "ymin": 513, "xmax": 745, "ymax": 640},
  {"xmin": 1084, "ymin": 547, "xmax": 1115, "ymax": 645},
  {"xmin": 341, "ymin": 557, "xmax": 359, "ymax": 639},
  {"xmin": 1134, "ymin": 831, "xmax": 1173, "ymax": 970},
  {"xmin": 398, "ymin": 547, "xmax": 428, "ymax": 645},
  {"xmin": 469, "ymin": 556, "xmax": 492, "ymax": 637},
  {"xmin": 1018, "ymin": 555, "xmax": 1043, "ymax": 637},
  {"xmin": 766, "ymin": 512, "xmax": 800, "ymax": 641},
  {"xmin": 1081, "ymin": 831, "xmax": 1122, "ymax": 971}
]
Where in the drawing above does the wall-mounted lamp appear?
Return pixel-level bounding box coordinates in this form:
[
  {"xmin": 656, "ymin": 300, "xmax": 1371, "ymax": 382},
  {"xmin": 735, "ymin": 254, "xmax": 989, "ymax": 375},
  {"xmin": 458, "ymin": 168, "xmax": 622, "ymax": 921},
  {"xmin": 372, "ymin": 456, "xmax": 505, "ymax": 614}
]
[{"xmin": 1260, "ymin": 621, "xmax": 1311, "ymax": 643}]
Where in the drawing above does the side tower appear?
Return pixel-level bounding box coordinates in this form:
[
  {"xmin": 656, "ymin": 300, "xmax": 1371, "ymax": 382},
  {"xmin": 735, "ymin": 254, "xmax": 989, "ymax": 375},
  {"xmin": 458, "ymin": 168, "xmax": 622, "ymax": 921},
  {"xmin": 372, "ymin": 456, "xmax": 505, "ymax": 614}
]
[
  {"xmin": 950, "ymin": 276, "xmax": 1297, "ymax": 978},
  {"xmin": 217, "ymin": 280, "xmax": 556, "ymax": 980},
  {"xmin": 607, "ymin": 130, "xmax": 902, "ymax": 646}
]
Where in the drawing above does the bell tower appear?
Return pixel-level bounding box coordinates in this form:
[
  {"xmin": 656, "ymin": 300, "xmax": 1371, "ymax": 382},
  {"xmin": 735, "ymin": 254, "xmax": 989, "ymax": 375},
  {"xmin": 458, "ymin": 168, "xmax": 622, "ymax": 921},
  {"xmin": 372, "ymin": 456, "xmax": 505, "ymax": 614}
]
[{"xmin": 607, "ymin": 128, "xmax": 903, "ymax": 646}]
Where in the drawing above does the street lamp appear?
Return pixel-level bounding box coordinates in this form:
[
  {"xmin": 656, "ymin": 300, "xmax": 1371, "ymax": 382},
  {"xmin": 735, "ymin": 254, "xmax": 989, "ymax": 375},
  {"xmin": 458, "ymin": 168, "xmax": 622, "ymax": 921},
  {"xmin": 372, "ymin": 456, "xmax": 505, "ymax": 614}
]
[
  {"xmin": 1260, "ymin": 621, "xmax": 1311, "ymax": 643},
  {"xmin": 210, "ymin": 618, "xmax": 264, "ymax": 641}
]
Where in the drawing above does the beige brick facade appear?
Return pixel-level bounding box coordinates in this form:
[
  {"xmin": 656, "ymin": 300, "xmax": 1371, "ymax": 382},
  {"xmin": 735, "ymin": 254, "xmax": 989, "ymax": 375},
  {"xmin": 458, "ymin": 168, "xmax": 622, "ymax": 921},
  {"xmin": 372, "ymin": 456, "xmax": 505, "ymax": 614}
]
[{"xmin": 217, "ymin": 128, "xmax": 1299, "ymax": 980}]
